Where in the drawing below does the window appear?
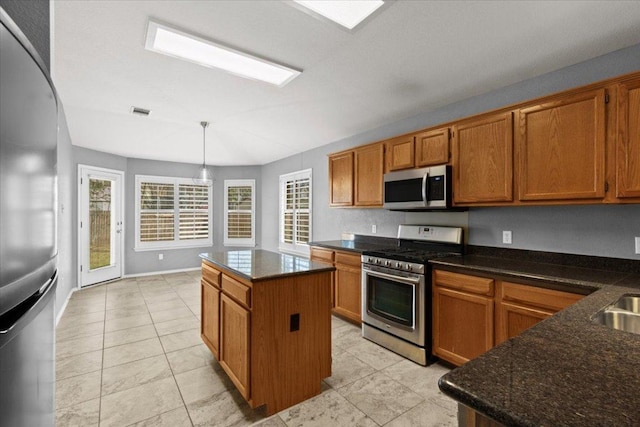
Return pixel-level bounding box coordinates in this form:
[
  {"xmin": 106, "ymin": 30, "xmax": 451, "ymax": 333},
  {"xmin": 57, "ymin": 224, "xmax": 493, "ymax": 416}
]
[
  {"xmin": 279, "ymin": 169, "xmax": 312, "ymax": 255},
  {"xmin": 135, "ymin": 175, "xmax": 212, "ymax": 250},
  {"xmin": 224, "ymin": 179, "xmax": 256, "ymax": 247}
]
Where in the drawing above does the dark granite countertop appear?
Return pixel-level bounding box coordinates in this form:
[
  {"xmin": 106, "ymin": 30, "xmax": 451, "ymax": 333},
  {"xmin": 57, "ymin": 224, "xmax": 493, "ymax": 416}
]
[
  {"xmin": 199, "ymin": 249, "xmax": 334, "ymax": 283},
  {"xmin": 431, "ymin": 249, "xmax": 640, "ymax": 426},
  {"xmin": 309, "ymin": 238, "xmax": 397, "ymax": 254}
]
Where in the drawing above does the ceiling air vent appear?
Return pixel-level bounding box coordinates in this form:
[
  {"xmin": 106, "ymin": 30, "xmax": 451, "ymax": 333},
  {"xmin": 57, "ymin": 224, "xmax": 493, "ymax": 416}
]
[{"xmin": 130, "ymin": 106, "xmax": 151, "ymax": 116}]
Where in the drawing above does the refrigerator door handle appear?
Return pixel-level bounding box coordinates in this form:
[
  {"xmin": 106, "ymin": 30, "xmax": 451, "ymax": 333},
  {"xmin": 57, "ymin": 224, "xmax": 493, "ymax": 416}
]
[{"xmin": 0, "ymin": 271, "xmax": 57, "ymax": 339}]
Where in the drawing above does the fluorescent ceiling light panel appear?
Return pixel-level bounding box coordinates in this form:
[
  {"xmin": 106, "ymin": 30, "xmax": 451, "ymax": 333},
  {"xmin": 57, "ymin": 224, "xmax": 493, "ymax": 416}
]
[
  {"xmin": 293, "ymin": 0, "xmax": 385, "ymax": 30},
  {"xmin": 145, "ymin": 21, "xmax": 301, "ymax": 87}
]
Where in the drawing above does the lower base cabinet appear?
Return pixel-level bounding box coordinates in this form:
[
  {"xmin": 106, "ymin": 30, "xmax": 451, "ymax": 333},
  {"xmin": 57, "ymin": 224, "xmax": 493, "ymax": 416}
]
[
  {"xmin": 433, "ymin": 269, "xmax": 584, "ymax": 366},
  {"xmin": 200, "ymin": 260, "xmax": 332, "ymax": 415}
]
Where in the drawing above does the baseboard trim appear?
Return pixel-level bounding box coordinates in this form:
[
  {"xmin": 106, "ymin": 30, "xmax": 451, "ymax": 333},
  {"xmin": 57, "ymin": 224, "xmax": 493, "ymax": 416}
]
[
  {"xmin": 55, "ymin": 287, "xmax": 76, "ymax": 327},
  {"xmin": 123, "ymin": 266, "xmax": 200, "ymax": 278}
]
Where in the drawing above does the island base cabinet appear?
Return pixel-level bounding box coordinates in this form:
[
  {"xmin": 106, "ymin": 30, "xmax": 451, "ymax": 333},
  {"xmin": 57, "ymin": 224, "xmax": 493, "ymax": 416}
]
[
  {"xmin": 201, "ymin": 280, "xmax": 220, "ymax": 359},
  {"xmin": 220, "ymin": 294, "xmax": 251, "ymax": 400},
  {"xmin": 458, "ymin": 404, "xmax": 505, "ymax": 427}
]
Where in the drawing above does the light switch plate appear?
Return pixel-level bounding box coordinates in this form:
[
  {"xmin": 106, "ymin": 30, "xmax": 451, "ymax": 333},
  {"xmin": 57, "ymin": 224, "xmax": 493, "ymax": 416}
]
[
  {"xmin": 371, "ymin": 225, "xmax": 377, "ymax": 234},
  {"xmin": 635, "ymin": 237, "xmax": 640, "ymax": 254},
  {"xmin": 502, "ymin": 230, "xmax": 512, "ymax": 245}
]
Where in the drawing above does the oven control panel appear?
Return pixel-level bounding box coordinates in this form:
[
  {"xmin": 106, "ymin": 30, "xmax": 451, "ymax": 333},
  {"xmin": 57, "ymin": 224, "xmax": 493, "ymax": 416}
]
[{"xmin": 361, "ymin": 256, "xmax": 425, "ymax": 274}]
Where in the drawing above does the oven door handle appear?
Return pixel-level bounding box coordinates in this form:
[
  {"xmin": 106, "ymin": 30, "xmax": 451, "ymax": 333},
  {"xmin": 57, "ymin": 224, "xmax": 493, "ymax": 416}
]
[{"xmin": 364, "ymin": 269, "xmax": 421, "ymax": 285}]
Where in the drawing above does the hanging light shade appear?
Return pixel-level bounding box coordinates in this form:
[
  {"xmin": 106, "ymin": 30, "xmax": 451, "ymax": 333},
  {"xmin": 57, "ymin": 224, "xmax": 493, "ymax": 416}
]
[{"xmin": 193, "ymin": 121, "xmax": 213, "ymax": 186}]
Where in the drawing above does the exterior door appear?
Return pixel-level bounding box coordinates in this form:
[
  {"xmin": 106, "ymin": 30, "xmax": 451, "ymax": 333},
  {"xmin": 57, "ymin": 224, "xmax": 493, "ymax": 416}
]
[{"xmin": 78, "ymin": 165, "xmax": 124, "ymax": 287}]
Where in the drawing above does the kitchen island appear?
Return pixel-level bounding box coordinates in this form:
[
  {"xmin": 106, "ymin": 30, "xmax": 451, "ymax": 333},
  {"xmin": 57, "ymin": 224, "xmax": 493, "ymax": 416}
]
[
  {"xmin": 431, "ymin": 248, "xmax": 640, "ymax": 426},
  {"xmin": 199, "ymin": 249, "xmax": 335, "ymax": 415}
]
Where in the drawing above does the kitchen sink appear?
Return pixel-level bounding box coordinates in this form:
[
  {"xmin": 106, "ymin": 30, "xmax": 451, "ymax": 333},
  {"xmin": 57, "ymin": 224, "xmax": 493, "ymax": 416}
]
[
  {"xmin": 612, "ymin": 295, "xmax": 640, "ymax": 314},
  {"xmin": 592, "ymin": 295, "xmax": 640, "ymax": 335}
]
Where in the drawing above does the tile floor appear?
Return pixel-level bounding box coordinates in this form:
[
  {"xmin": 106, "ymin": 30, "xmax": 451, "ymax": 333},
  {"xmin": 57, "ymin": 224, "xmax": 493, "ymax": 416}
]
[{"xmin": 55, "ymin": 271, "xmax": 457, "ymax": 427}]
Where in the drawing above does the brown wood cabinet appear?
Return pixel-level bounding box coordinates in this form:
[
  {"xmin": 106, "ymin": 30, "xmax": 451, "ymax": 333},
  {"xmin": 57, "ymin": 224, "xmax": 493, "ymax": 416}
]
[
  {"xmin": 354, "ymin": 143, "xmax": 384, "ymax": 206},
  {"xmin": 333, "ymin": 251, "xmax": 362, "ymax": 324},
  {"xmin": 310, "ymin": 247, "xmax": 335, "ymax": 307},
  {"xmin": 220, "ymin": 293, "xmax": 251, "ymax": 399},
  {"xmin": 452, "ymin": 112, "xmax": 513, "ymax": 204},
  {"xmin": 432, "ymin": 269, "xmax": 584, "ymax": 366},
  {"xmin": 432, "ymin": 270, "xmax": 494, "ymax": 366},
  {"xmin": 328, "ymin": 143, "xmax": 384, "ymax": 207},
  {"xmin": 516, "ymin": 89, "xmax": 606, "ymax": 201},
  {"xmin": 616, "ymin": 78, "xmax": 640, "ymax": 198},
  {"xmin": 386, "ymin": 134, "xmax": 415, "ymax": 171},
  {"xmin": 310, "ymin": 247, "xmax": 362, "ymax": 324},
  {"xmin": 415, "ymin": 128, "xmax": 450, "ymax": 167},
  {"xmin": 200, "ymin": 259, "xmax": 332, "ymax": 415},
  {"xmin": 495, "ymin": 280, "xmax": 583, "ymax": 344},
  {"xmin": 329, "ymin": 151, "xmax": 354, "ymax": 206}
]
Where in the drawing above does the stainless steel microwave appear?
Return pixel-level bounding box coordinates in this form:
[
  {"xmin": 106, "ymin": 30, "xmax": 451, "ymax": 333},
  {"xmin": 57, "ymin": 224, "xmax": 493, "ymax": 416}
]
[{"xmin": 383, "ymin": 165, "xmax": 451, "ymax": 210}]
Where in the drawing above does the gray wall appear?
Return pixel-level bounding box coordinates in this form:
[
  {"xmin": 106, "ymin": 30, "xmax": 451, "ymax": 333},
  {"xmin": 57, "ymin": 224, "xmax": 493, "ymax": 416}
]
[
  {"xmin": 73, "ymin": 147, "xmax": 262, "ymax": 276},
  {"xmin": 261, "ymin": 43, "xmax": 640, "ymax": 260}
]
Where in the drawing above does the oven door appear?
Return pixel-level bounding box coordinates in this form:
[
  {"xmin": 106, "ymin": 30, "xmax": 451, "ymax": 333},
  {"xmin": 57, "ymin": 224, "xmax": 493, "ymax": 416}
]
[{"xmin": 361, "ymin": 265, "xmax": 425, "ymax": 346}]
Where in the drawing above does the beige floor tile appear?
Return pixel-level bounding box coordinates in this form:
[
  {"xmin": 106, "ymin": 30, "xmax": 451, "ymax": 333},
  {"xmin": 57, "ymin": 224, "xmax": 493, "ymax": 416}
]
[
  {"xmin": 56, "ymin": 397, "xmax": 100, "ymax": 427},
  {"xmin": 383, "ymin": 360, "xmax": 452, "ymax": 401},
  {"xmin": 105, "ymin": 293, "xmax": 146, "ymax": 309},
  {"xmin": 279, "ymin": 389, "xmax": 376, "ymax": 427},
  {"xmin": 154, "ymin": 315, "xmax": 199, "ymax": 336},
  {"xmin": 137, "ymin": 277, "xmax": 168, "ymax": 285},
  {"xmin": 104, "ymin": 313, "xmax": 153, "ymax": 333},
  {"xmin": 384, "ymin": 399, "xmax": 457, "ymax": 427},
  {"xmin": 344, "ymin": 338, "xmax": 405, "ymax": 370},
  {"xmin": 143, "ymin": 290, "xmax": 180, "ymax": 303},
  {"xmin": 129, "ymin": 406, "xmax": 192, "ymax": 427},
  {"xmin": 174, "ymin": 364, "xmax": 231, "ymax": 404},
  {"xmin": 101, "ymin": 354, "xmax": 172, "ymax": 396},
  {"xmin": 105, "ymin": 304, "xmax": 148, "ymax": 321},
  {"xmin": 186, "ymin": 389, "xmax": 263, "ymax": 427},
  {"xmin": 99, "ymin": 376, "xmax": 183, "ymax": 427},
  {"xmin": 57, "ymin": 311, "xmax": 105, "ymax": 330},
  {"xmin": 331, "ymin": 315, "xmax": 353, "ymax": 330},
  {"xmin": 56, "ymin": 370, "xmax": 101, "ymax": 410},
  {"xmin": 56, "ymin": 350, "xmax": 103, "ymax": 381},
  {"xmin": 68, "ymin": 294, "xmax": 105, "ymax": 306},
  {"xmin": 104, "ymin": 324, "xmax": 157, "ymax": 348},
  {"xmin": 252, "ymin": 415, "xmax": 287, "ymax": 427},
  {"xmin": 147, "ymin": 298, "xmax": 189, "ymax": 313},
  {"xmin": 103, "ymin": 337, "xmax": 164, "ymax": 368},
  {"xmin": 337, "ymin": 372, "xmax": 424, "ymax": 425},
  {"xmin": 150, "ymin": 306, "xmax": 195, "ymax": 323},
  {"xmin": 160, "ymin": 328, "xmax": 203, "ymax": 353},
  {"xmin": 332, "ymin": 323, "xmax": 365, "ymax": 349},
  {"xmin": 324, "ymin": 350, "xmax": 376, "ymax": 389},
  {"xmin": 62, "ymin": 303, "xmax": 105, "ymax": 317},
  {"xmin": 166, "ymin": 344, "xmax": 215, "ymax": 375},
  {"xmin": 56, "ymin": 333, "xmax": 104, "ymax": 359},
  {"xmin": 57, "ymin": 320, "xmax": 104, "ymax": 342}
]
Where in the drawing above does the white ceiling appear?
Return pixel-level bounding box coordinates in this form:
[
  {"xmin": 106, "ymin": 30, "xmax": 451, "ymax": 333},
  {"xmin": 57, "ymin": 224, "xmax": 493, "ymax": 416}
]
[{"xmin": 53, "ymin": 1, "xmax": 640, "ymax": 166}]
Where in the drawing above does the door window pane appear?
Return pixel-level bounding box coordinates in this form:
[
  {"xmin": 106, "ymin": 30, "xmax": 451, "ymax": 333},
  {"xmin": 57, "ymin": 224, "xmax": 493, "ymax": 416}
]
[{"xmin": 89, "ymin": 178, "xmax": 112, "ymax": 270}]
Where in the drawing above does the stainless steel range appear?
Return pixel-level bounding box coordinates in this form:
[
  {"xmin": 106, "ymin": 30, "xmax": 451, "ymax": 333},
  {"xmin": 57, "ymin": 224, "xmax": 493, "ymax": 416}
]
[{"xmin": 361, "ymin": 225, "xmax": 463, "ymax": 365}]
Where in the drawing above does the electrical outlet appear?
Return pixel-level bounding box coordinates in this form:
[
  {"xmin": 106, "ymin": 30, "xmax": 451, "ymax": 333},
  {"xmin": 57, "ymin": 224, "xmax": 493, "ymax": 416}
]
[
  {"xmin": 371, "ymin": 225, "xmax": 377, "ymax": 234},
  {"xmin": 158, "ymin": 253, "xmax": 164, "ymax": 260},
  {"xmin": 502, "ymin": 230, "xmax": 512, "ymax": 245},
  {"xmin": 635, "ymin": 237, "xmax": 640, "ymax": 254}
]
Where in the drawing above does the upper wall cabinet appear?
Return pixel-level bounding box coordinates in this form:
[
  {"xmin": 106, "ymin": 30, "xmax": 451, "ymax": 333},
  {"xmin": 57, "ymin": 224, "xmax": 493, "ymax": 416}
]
[
  {"xmin": 329, "ymin": 151, "xmax": 354, "ymax": 206},
  {"xmin": 354, "ymin": 143, "xmax": 384, "ymax": 206},
  {"xmin": 385, "ymin": 135, "xmax": 415, "ymax": 171},
  {"xmin": 415, "ymin": 128, "xmax": 450, "ymax": 167},
  {"xmin": 452, "ymin": 112, "xmax": 513, "ymax": 204},
  {"xmin": 616, "ymin": 78, "xmax": 640, "ymax": 198},
  {"xmin": 516, "ymin": 89, "xmax": 606, "ymax": 201},
  {"xmin": 329, "ymin": 143, "xmax": 384, "ymax": 207}
]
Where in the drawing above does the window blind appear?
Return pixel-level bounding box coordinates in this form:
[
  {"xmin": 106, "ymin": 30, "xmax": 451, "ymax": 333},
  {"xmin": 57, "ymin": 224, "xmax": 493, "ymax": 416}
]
[
  {"xmin": 224, "ymin": 180, "xmax": 255, "ymax": 246},
  {"xmin": 279, "ymin": 169, "xmax": 312, "ymax": 255}
]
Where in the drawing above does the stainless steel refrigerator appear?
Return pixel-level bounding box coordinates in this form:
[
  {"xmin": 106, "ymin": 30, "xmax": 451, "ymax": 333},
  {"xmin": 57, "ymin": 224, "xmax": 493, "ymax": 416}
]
[{"xmin": 0, "ymin": 8, "xmax": 58, "ymax": 427}]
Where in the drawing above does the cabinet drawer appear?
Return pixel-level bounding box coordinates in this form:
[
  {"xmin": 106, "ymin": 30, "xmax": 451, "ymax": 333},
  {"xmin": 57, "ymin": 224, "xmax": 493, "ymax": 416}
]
[
  {"xmin": 500, "ymin": 281, "xmax": 583, "ymax": 312},
  {"xmin": 433, "ymin": 270, "xmax": 494, "ymax": 296},
  {"xmin": 310, "ymin": 247, "xmax": 334, "ymax": 263},
  {"xmin": 335, "ymin": 251, "xmax": 361, "ymax": 268},
  {"xmin": 202, "ymin": 261, "xmax": 221, "ymax": 288},
  {"xmin": 222, "ymin": 274, "xmax": 251, "ymax": 308}
]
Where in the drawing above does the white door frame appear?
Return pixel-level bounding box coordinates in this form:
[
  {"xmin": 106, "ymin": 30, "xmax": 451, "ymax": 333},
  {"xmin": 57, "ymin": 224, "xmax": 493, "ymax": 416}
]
[{"xmin": 77, "ymin": 164, "xmax": 125, "ymax": 287}]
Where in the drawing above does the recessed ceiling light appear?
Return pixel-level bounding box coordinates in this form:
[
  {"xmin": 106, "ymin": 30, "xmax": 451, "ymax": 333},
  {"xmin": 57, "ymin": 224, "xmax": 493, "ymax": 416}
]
[
  {"xmin": 292, "ymin": 0, "xmax": 385, "ymax": 31},
  {"xmin": 144, "ymin": 20, "xmax": 302, "ymax": 87}
]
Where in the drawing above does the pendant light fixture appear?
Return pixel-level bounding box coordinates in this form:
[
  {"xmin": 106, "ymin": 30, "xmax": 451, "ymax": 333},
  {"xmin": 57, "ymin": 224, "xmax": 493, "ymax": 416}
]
[{"xmin": 193, "ymin": 121, "xmax": 213, "ymax": 186}]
